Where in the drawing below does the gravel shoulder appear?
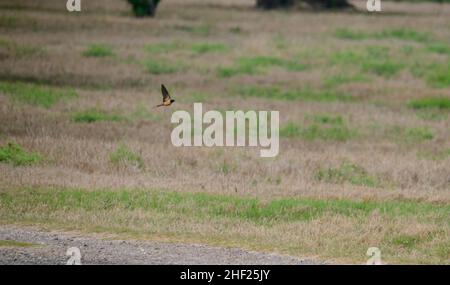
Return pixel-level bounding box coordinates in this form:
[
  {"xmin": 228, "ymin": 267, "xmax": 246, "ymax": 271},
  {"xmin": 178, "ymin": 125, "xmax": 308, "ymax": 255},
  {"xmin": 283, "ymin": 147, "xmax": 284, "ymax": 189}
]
[{"xmin": 0, "ymin": 225, "xmax": 321, "ymax": 265}]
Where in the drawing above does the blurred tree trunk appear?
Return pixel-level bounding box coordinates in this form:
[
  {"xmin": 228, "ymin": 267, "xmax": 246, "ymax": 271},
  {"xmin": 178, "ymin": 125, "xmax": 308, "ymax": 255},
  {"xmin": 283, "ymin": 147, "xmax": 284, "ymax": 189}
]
[
  {"xmin": 127, "ymin": 0, "xmax": 161, "ymax": 17},
  {"xmin": 146, "ymin": 0, "xmax": 158, "ymax": 16},
  {"xmin": 303, "ymin": 0, "xmax": 351, "ymax": 8},
  {"xmin": 256, "ymin": 0, "xmax": 294, "ymax": 9},
  {"xmin": 256, "ymin": 0, "xmax": 351, "ymax": 9}
]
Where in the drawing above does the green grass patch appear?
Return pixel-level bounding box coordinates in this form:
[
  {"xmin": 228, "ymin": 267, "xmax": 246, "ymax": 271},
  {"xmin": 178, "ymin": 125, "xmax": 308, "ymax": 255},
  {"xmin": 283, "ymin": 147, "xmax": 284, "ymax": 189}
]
[
  {"xmin": 83, "ymin": 43, "xmax": 114, "ymax": 57},
  {"xmin": 375, "ymin": 28, "xmax": 431, "ymax": 43},
  {"xmin": 401, "ymin": 45, "xmax": 415, "ymax": 55},
  {"xmin": 218, "ymin": 56, "xmax": 279, "ymax": 77},
  {"xmin": 330, "ymin": 47, "xmax": 404, "ymax": 78},
  {"xmin": 300, "ymin": 124, "xmax": 356, "ymax": 141},
  {"xmin": 73, "ymin": 106, "xmax": 159, "ymax": 123},
  {"xmin": 0, "ymin": 142, "xmax": 42, "ymax": 166},
  {"xmin": 0, "ymin": 14, "xmax": 37, "ymax": 29},
  {"xmin": 128, "ymin": 105, "xmax": 161, "ymax": 121},
  {"xmin": 191, "ymin": 42, "xmax": 229, "ymax": 54},
  {"xmin": 218, "ymin": 56, "xmax": 307, "ymax": 77},
  {"xmin": 405, "ymin": 127, "xmax": 434, "ymax": 142},
  {"xmin": 273, "ymin": 34, "xmax": 288, "ymax": 50},
  {"xmin": 142, "ymin": 58, "xmax": 181, "ymax": 74},
  {"xmin": 1, "ymin": 187, "xmax": 449, "ymax": 264},
  {"xmin": 280, "ymin": 117, "xmax": 356, "ymax": 141},
  {"xmin": 333, "ymin": 28, "xmax": 430, "ymax": 43},
  {"xmin": 0, "ymin": 38, "xmax": 45, "ymax": 57},
  {"xmin": 411, "ymin": 61, "xmax": 438, "ymax": 78},
  {"xmin": 362, "ymin": 59, "xmax": 404, "ymax": 77},
  {"xmin": 334, "ymin": 28, "xmax": 369, "ymax": 40},
  {"xmin": 109, "ymin": 144, "xmax": 144, "ymax": 169},
  {"xmin": 144, "ymin": 41, "xmax": 182, "ymax": 54},
  {"xmin": 0, "ymin": 240, "xmax": 38, "ymax": 247},
  {"xmin": 72, "ymin": 109, "xmax": 125, "ymax": 123},
  {"xmin": 218, "ymin": 66, "xmax": 254, "ymax": 78},
  {"xmin": 2, "ymin": 187, "xmax": 449, "ymax": 226},
  {"xmin": 411, "ymin": 62, "xmax": 450, "ymax": 88},
  {"xmin": 391, "ymin": 234, "xmax": 430, "ymax": 250},
  {"xmin": 279, "ymin": 121, "xmax": 301, "ymax": 138},
  {"xmin": 415, "ymin": 110, "xmax": 448, "ymax": 122},
  {"xmin": 426, "ymin": 43, "xmax": 450, "ymax": 55},
  {"xmin": 236, "ymin": 86, "xmax": 355, "ymax": 102},
  {"xmin": 188, "ymin": 92, "xmax": 210, "ymax": 103},
  {"xmin": 418, "ymin": 148, "xmax": 450, "ymax": 161},
  {"xmin": 440, "ymin": 149, "xmax": 450, "ymax": 159},
  {"xmin": 408, "ymin": 97, "xmax": 450, "ymax": 110},
  {"xmin": 0, "ymin": 15, "xmax": 19, "ymax": 27},
  {"xmin": 330, "ymin": 50, "xmax": 363, "ymax": 65},
  {"xmin": 388, "ymin": 126, "xmax": 434, "ymax": 144},
  {"xmin": 323, "ymin": 73, "xmax": 369, "ymax": 88},
  {"xmin": 316, "ymin": 162, "xmax": 380, "ymax": 187},
  {"xmin": 281, "ymin": 60, "xmax": 309, "ymax": 72},
  {"xmin": 434, "ymin": 242, "xmax": 450, "ymax": 260},
  {"xmin": 426, "ymin": 64, "xmax": 450, "ymax": 88},
  {"xmin": 281, "ymin": 115, "xmax": 356, "ymax": 141},
  {"xmin": 0, "ymin": 81, "xmax": 77, "ymax": 108}
]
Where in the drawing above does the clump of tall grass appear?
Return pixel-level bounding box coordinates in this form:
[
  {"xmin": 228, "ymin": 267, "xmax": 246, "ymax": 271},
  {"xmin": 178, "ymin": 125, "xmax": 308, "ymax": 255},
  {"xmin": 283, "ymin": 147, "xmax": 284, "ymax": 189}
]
[
  {"xmin": 109, "ymin": 144, "xmax": 144, "ymax": 170},
  {"xmin": 316, "ymin": 162, "xmax": 380, "ymax": 187},
  {"xmin": 280, "ymin": 115, "xmax": 357, "ymax": 142},
  {"xmin": 83, "ymin": 43, "xmax": 114, "ymax": 57},
  {"xmin": 0, "ymin": 81, "xmax": 77, "ymax": 108},
  {"xmin": 0, "ymin": 142, "xmax": 42, "ymax": 166}
]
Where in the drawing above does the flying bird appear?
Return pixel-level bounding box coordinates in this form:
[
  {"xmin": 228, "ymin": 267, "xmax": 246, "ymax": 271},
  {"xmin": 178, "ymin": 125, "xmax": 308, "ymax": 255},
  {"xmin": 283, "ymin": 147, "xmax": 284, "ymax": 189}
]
[{"xmin": 155, "ymin": 84, "xmax": 175, "ymax": 107}]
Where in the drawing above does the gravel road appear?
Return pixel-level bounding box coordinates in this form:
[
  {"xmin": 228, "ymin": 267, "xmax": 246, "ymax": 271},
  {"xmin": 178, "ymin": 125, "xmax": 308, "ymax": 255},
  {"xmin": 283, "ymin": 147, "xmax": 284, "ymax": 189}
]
[{"xmin": 0, "ymin": 225, "xmax": 320, "ymax": 265}]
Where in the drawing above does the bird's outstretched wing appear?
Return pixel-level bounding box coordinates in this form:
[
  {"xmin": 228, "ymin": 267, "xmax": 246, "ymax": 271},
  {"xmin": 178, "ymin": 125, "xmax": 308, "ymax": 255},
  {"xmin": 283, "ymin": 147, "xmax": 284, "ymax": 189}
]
[{"xmin": 161, "ymin": 84, "xmax": 171, "ymax": 104}]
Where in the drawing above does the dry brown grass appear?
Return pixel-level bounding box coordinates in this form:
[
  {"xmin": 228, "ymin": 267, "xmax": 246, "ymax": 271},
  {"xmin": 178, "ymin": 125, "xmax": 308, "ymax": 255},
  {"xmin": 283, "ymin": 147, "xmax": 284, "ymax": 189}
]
[{"xmin": 0, "ymin": 0, "xmax": 449, "ymax": 264}]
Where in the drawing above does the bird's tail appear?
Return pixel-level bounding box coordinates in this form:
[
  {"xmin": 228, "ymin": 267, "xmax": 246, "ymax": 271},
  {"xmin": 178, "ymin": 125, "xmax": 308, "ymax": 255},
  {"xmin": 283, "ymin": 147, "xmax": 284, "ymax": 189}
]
[{"xmin": 154, "ymin": 104, "xmax": 164, "ymax": 108}]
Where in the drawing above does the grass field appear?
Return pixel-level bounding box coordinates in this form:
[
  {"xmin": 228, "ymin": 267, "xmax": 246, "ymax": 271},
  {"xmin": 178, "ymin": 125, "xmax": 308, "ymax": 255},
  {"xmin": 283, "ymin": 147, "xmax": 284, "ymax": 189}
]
[{"xmin": 0, "ymin": 0, "xmax": 449, "ymax": 264}]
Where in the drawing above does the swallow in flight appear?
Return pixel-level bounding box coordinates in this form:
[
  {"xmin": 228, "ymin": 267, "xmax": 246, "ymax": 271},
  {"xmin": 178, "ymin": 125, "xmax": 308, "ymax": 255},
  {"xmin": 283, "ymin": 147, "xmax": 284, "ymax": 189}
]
[{"xmin": 155, "ymin": 84, "xmax": 175, "ymax": 107}]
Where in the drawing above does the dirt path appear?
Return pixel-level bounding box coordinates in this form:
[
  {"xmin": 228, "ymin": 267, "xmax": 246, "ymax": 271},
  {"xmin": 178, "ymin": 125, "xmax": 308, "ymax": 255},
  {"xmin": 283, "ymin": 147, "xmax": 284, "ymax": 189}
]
[{"xmin": 0, "ymin": 225, "xmax": 320, "ymax": 265}]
